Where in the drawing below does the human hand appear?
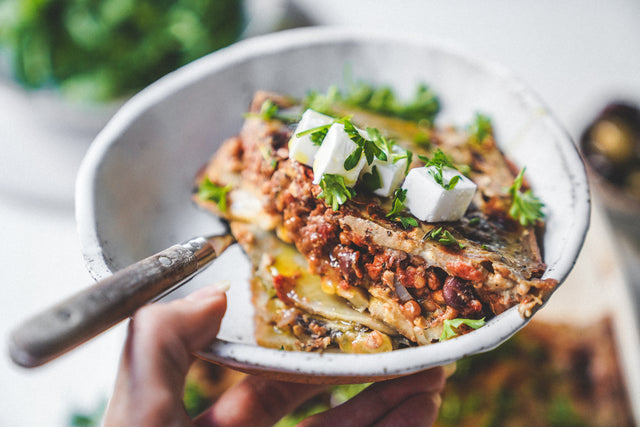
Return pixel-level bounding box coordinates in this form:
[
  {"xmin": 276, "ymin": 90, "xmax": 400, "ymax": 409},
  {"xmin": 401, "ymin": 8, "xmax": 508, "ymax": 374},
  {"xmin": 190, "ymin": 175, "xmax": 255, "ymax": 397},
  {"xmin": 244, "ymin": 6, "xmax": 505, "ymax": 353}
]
[{"xmin": 103, "ymin": 282, "xmax": 445, "ymax": 426}]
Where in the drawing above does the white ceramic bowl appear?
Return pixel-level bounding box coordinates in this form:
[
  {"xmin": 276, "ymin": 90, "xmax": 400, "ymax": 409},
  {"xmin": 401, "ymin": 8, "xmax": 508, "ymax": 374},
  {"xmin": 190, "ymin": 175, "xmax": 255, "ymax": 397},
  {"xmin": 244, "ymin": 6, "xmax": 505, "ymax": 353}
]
[{"xmin": 76, "ymin": 27, "xmax": 590, "ymax": 384}]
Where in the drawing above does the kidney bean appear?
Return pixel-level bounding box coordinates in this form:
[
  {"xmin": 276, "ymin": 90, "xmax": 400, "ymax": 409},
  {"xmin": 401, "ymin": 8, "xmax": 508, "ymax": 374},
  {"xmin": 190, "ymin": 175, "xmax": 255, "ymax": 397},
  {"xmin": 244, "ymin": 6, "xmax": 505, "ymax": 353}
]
[
  {"xmin": 443, "ymin": 276, "xmax": 475, "ymax": 310},
  {"xmin": 443, "ymin": 276, "xmax": 484, "ymax": 316}
]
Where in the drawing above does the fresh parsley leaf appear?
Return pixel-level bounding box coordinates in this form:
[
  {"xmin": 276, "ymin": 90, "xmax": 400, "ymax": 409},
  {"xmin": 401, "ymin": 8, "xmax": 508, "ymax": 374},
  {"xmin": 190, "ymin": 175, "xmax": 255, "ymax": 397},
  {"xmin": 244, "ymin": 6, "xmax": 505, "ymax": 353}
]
[
  {"xmin": 341, "ymin": 120, "xmax": 387, "ymax": 167},
  {"xmin": 440, "ymin": 318, "xmax": 486, "ymax": 341},
  {"xmin": 245, "ymin": 99, "xmax": 298, "ymax": 123},
  {"xmin": 418, "ymin": 149, "xmax": 461, "ymax": 190},
  {"xmin": 392, "ymin": 148, "xmax": 414, "ymax": 175},
  {"xmin": 423, "ymin": 227, "xmax": 465, "ymax": 249},
  {"xmin": 439, "ymin": 230, "xmax": 463, "ymax": 247},
  {"xmin": 397, "ymin": 216, "xmax": 419, "ymax": 229},
  {"xmin": 457, "ymin": 164, "xmax": 472, "ymax": 177},
  {"xmin": 342, "ymin": 80, "xmax": 376, "ymax": 106},
  {"xmin": 318, "ymin": 174, "xmax": 355, "ymax": 211},
  {"xmin": 310, "ymin": 127, "xmax": 329, "ymax": 146},
  {"xmin": 386, "ymin": 188, "xmax": 418, "ymax": 229},
  {"xmin": 343, "ymin": 145, "xmax": 364, "ymax": 171},
  {"xmin": 297, "ymin": 115, "xmax": 353, "ymax": 147},
  {"xmin": 444, "ymin": 175, "xmax": 460, "ymax": 190},
  {"xmin": 387, "ymin": 188, "xmax": 408, "ymax": 217},
  {"xmin": 469, "ymin": 113, "xmax": 493, "ymax": 144},
  {"xmin": 366, "ymin": 127, "xmax": 394, "ymax": 158},
  {"xmin": 303, "ymin": 82, "xmax": 440, "ymax": 124},
  {"xmin": 346, "ymin": 82, "xmax": 440, "ymax": 124},
  {"xmin": 257, "ymin": 99, "xmax": 278, "ymax": 120},
  {"xmin": 508, "ymin": 168, "xmax": 545, "ymax": 226},
  {"xmin": 296, "ymin": 123, "xmax": 332, "ymax": 146},
  {"xmin": 361, "ymin": 165, "xmax": 382, "ymax": 192},
  {"xmin": 197, "ymin": 177, "xmax": 232, "ymax": 212},
  {"xmin": 400, "ymin": 84, "xmax": 441, "ymax": 123},
  {"xmin": 303, "ymin": 86, "xmax": 341, "ymax": 115},
  {"xmin": 419, "ymin": 149, "xmax": 456, "ymax": 170},
  {"xmin": 468, "ymin": 217, "xmax": 481, "ymax": 226},
  {"xmin": 413, "ymin": 130, "xmax": 433, "ymax": 149}
]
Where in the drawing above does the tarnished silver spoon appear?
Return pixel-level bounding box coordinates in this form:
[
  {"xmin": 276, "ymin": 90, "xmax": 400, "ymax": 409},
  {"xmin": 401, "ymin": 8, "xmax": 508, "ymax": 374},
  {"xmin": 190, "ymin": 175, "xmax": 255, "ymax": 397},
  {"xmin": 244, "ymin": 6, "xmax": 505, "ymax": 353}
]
[{"xmin": 8, "ymin": 233, "xmax": 236, "ymax": 368}]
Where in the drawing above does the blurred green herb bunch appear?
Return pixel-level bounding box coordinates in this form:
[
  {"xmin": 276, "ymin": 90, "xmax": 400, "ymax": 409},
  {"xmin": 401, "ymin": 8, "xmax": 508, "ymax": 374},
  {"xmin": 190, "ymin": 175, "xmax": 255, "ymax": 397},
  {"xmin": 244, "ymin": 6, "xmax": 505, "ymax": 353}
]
[{"xmin": 0, "ymin": 0, "xmax": 244, "ymax": 102}]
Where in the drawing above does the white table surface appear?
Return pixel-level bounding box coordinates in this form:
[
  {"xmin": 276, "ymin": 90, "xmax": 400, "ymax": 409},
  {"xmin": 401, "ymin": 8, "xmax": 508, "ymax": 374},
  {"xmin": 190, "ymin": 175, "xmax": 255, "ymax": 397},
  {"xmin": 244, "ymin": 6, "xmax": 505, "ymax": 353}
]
[{"xmin": 2, "ymin": 1, "xmax": 640, "ymax": 425}]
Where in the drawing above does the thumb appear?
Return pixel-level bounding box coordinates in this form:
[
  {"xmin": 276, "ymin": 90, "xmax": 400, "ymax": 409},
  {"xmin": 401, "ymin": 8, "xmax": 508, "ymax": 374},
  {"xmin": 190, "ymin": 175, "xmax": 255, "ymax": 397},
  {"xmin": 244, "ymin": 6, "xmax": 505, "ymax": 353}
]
[{"xmin": 104, "ymin": 282, "xmax": 228, "ymax": 426}]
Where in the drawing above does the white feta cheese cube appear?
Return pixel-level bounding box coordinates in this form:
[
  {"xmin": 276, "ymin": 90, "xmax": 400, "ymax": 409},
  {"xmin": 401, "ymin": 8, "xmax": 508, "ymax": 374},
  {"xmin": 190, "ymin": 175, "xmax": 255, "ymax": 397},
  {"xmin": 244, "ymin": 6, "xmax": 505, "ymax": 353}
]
[
  {"xmin": 402, "ymin": 166, "xmax": 477, "ymax": 222},
  {"xmin": 361, "ymin": 146, "xmax": 409, "ymax": 197},
  {"xmin": 312, "ymin": 123, "xmax": 367, "ymax": 186},
  {"xmin": 288, "ymin": 109, "xmax": 334, "ymax": 166}
]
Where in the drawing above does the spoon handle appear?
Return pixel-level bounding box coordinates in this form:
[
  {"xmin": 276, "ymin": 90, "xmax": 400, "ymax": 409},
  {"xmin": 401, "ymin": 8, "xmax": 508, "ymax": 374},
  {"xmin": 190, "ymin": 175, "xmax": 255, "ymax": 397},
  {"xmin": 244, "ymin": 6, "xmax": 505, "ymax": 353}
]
[{"xmin": 9, "ymin": 234, "xmax": 235, "ymax": 368}]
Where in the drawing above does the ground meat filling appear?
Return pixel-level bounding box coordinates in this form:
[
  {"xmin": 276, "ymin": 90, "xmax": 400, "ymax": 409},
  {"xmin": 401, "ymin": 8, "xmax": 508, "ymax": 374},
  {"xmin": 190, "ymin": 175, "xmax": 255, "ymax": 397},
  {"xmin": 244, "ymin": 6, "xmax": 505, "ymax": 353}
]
[
  {"xmin": 198, "ymin": 92, "xmax": 558, "ymax": 346},
  {"xmin": 277, "ymin": 179, "xmax": 492, "ymax": 326}
]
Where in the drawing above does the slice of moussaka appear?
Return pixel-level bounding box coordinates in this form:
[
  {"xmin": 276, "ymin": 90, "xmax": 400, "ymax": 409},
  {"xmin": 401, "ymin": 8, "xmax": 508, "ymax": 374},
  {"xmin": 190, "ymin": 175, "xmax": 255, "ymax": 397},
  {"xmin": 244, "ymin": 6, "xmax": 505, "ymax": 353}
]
[{"xmin": 194, "ymin": 85, "xmax": 557, "ymax": 353}]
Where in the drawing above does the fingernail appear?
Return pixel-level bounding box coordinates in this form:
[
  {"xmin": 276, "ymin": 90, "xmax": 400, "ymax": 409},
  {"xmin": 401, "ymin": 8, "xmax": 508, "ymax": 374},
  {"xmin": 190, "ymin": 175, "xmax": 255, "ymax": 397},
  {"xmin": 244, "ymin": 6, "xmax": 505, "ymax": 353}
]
[{"xmin": 186, "ymin": 281, "xmax": 230, "ymax": 301}]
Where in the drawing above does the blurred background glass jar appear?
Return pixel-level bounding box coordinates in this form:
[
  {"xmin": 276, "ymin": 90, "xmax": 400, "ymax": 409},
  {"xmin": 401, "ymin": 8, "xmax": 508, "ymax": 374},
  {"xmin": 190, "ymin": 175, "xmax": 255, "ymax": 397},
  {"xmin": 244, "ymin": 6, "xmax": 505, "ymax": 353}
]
[
  {"xmin": 581, "ymin": 102, "xmax": 640, "ymax": 223},
  {"xmin": 581, "ymin": 101, "xmax": 640, "ymax": 305}
]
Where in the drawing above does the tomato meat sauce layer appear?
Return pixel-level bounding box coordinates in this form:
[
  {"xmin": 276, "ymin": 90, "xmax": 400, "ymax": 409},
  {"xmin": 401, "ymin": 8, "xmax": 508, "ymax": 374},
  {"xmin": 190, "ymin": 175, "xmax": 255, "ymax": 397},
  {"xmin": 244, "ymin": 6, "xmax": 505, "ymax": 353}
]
[{"xmin": 195, "ymin": 90, "xmax": 557, "ymax": 353}]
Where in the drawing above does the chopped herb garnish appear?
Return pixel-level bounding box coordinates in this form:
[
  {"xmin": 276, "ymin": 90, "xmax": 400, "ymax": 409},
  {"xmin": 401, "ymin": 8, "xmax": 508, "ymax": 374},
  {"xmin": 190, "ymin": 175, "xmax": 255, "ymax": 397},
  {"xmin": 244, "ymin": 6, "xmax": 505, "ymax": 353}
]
[
  {"xmin": 342, "ymin": 120, "xmax": 387, "ymax": 170},
  {"xmin": 296, "ymin": 123, "xmax": 332, "ymax": 146},
  {"xmin": 387, "ymin": 188, "xmax": 408, "ymax": 217},
  {"xmin": 345, "ymin": 82, "xmax": 440, "ymax": 124},
  {"xmin": 303, "ymin": 82, "xmax": 440, "ymax": 124},
  {"xmin": 418, "ymin": 149, "xmax": 461, "ymax": 190},
  {"xmin": 303, "ymin": 86, "xmax": 342, "ymax": 115},
  {"xmin": 457, "ymin": 163, "xmax": 472, "ymax": 177},
  {"xmin": 423, "ymin": 227, "xmax": 465, "ymax": 249},
  {"xmin": 256, "ymin": 99, "xmax": 278, "ymax": 120},
  {"xmin": 310, "ymin": 128, "xmax": 329, "ymax": 145},
  {"xmin": 386, "ymin": 188, "xmax": 418, "ymax": 229},
  {"xmin": 413, "ymin": 130, "xmax": 433, "ymax": 149},
  {"xmin": 391, "ymin": 148, "xmax": 414, "ymax": 175},
  {"xmin": 366, "ymin": 127, "xmax": 394, "ymax": 157},
  {"xmin": 508, "ymin": 168, "xmax": 545, "ymax": 226},
  {"xmin": 343, "ymin": 148, "xmax": 364, "ymax": 172},
  {"xmin": 317, "ymin": 174, "xmax": 355, "ymax": 211},
  {"xmin": 440, "ymin": 318, "xmax": 486, "ymax": 341},
  {"xmin": 197, "ymin": 177, "xmax": 231, "ymax": 212},
  {"xmin": 244, "ymin": 99, "xmax": 298, "ymax": 123},
  {"xmin": 396, "ymin": 216, "xmax": 419, "ymax": 229},
  {"xmin": 361, "ymin": 165, "xmax": 382, "ymax": 192},
  {"xmin": 468, "ymin": 113, "xmax": 493, "ymax": 144},
  {"xmin": 400, "ymin": 84, "xmax": 441, "ymax": 123},
  {"xmin": 468, "ymin": 217, "xmax": 481, "ymax": 226}
]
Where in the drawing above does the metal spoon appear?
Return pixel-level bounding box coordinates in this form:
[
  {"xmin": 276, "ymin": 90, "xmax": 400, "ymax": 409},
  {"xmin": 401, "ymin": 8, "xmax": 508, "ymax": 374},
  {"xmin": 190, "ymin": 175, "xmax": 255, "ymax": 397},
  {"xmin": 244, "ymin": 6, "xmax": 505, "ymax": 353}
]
[{"xmin": 8, "ymin": 233, "xmax": 236, "ymax": 368}]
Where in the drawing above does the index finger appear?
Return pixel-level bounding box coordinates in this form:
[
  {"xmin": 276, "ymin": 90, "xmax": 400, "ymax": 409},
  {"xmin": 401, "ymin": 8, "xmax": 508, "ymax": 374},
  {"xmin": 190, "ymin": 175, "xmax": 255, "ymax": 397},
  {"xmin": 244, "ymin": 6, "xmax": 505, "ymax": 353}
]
[
  {"xmin": 299, "ymin": 367, "xmax": 445, "ymax": 427},
  {"xmin": 194, "ymin": 376, "xmax": 327, "ymax": 427}
]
